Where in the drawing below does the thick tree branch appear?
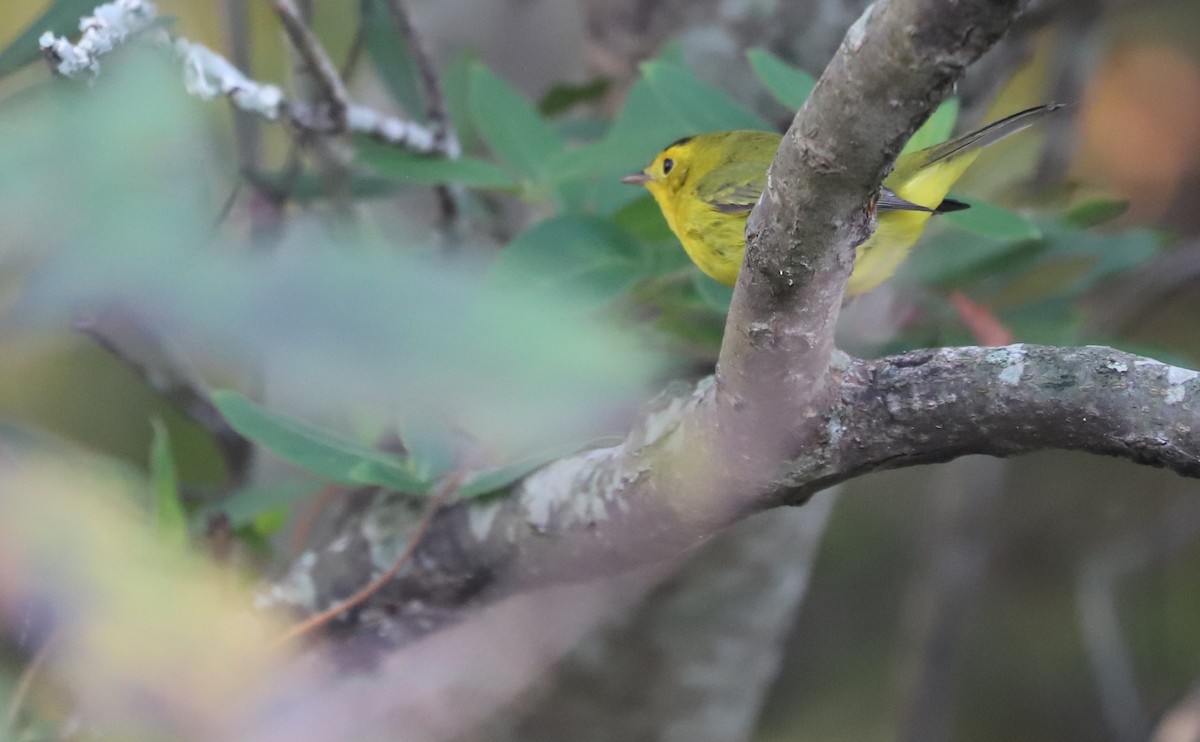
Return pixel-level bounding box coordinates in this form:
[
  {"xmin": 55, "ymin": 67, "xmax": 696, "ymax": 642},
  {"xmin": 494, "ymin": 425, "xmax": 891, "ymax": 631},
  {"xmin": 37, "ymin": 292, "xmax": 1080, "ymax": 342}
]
[
  {"xmin": 798, "ymin": 345, "xmax": 1200, "ymax": 501},
  {"xmin": 276, "ymin": 345, "xmax": 1200, "ymax": 643},
  {"xmin": 268, "ymin": 0, "xmax": 1200, "ymax": 650},
  {"xmin": 710, "ymin": 0, "xmax": 1025, "ymax": 526}
]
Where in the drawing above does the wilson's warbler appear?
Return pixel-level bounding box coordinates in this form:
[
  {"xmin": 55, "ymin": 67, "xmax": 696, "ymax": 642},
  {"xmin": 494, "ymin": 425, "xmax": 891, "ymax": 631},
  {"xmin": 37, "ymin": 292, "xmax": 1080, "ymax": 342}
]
[{"xmin": 622, "ymin": 104, "xmax": 1059, "ymax": 297}]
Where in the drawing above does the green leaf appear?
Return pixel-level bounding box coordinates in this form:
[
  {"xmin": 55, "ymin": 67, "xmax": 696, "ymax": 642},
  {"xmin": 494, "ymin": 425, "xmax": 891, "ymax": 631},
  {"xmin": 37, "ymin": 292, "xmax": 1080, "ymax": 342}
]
[
  {"xmin": 548, "ymin": 59, "xmax": 775, "ymax": 189},
  {"xmin": 640, "ymin": 60, "xmax": 772, "ymax": 134},
  {"xmin": 1038, "ymin": 222, "xmax": 1160, "ymax": 290},
  {"xmin": 357, "ymin": 139, "xmax": 519, "ymax": 189},
  {"xmin": 539, "ymin": 78, "xmax": 611, "ymax": 117},
  {"xmin": 901, "ymin": 99, "xmax": 960, "ymax": 156},
  {"xmin": 612, "ymin": 194, "xmax": 674, "ymax": 242},
  {"xmin": 252, "ymin": 507, "xmax": 289, "ymax": 537},
  {"xmin": 545, "ymin": 141, "xmax": 625, "ymax": 185},
  {"xmin": 692, "ymin": 272, "xmax": 735, "ymax": 313},
  {"xmin": 149, "ymin": 418, "xmax": 189, "ymax": 547},
  {"xmin": 362, "ymin": 0, "xmax": 426, "ymax": 118},
  {"xmin": 212, "ymin": 391, "xmax": 431, "ymax": 494},
  {"xmin": 204, "ymin": 482, "xmax": 317, "ymax": 529},
  {"xmin": 0, "ymin": 0, "xmax": 106, "ymax": 78},
  {"xmin": 554, "ymin": 115, "xmax": 609, "ymax": 143},
  {"xmin": 1063, "ymin": 197, "xmax": 1129, "ymax": 229},
  {"xmin": 745, "ymin": 48, "xmax": 815, "ymax": 111},
  {"xmin": 943, "ymin": 198, "xmax": 1041, "ymax": 241},
  {"xmin": 491, "ymin": 215, "xmax": 648, "ymax": 309},
  {"xmin": 441, "ymin": 50, "xmax": 482, "ymax": 152},
  {"xmin": 459, "ymin": 438, "xmax": 621, "ymax": 499},
  {"xmin": 469, "ymin": 64, "xmax": 563, "ymax": 177},
  {"xmin": 906, "ymin": 229, "xmax": 1041, "ymax": 287}
]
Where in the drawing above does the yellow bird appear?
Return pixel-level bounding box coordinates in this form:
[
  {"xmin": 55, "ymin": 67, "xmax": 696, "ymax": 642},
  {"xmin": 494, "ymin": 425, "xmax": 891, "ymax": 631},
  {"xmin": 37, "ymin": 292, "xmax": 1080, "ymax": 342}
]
[{"xmin": 622, "ymin": 104, "xmax": 1059, "ymax": 297}]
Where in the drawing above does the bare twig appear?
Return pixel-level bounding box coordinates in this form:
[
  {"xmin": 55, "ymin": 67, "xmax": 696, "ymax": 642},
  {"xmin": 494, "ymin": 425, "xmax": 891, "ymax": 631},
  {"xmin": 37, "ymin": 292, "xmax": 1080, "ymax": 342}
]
[
  {"xmin": 74, "ymin": 306, "xmax": 252, "ymax": 486},
  {"xmin": 382, "ymin": 0, "xmax": 462, "ymax": 222},
  {"xmin": 339, "ymin": 16, "xmax": 367, "ymax": 82},
  {"xmin": 383, "ymin": 0, "xmax": 459, "ymax": 158},
  {"xmin": 271, "ymin": 0, "xmax": 349, "ymax": 133},
  {"xmin": 218, "ymin": 0, "xmax": 260, "ymax": 172}
]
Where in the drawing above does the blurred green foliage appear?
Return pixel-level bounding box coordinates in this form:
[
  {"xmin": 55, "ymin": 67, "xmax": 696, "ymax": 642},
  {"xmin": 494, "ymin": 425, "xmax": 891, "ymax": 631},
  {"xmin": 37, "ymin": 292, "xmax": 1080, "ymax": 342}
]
[
  {"xmin": 0, "ymin": 2, "xmax": 1196, "ymax": 741},
  {"xmin": 0, "ymin": 15, "xmax": 1170, "ymax": 532}
]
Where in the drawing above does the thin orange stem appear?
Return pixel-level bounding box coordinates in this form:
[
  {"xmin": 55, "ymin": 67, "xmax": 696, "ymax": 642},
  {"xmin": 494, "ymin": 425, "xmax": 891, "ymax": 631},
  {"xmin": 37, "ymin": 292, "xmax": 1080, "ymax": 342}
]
[{"xmin": 272, "ymin": 471, "xmax": 462, "ymax": 647}]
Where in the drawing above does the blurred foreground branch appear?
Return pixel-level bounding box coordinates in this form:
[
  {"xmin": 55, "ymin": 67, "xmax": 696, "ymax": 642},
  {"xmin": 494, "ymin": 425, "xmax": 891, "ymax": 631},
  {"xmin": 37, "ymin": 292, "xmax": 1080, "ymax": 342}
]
[
  {"xmin": 463, "ymin": 493, "xmax": 838, "ymax": 742},
  {"xmin": 74, "ymin": 306, "xmax": 251, "ymax": 485}
]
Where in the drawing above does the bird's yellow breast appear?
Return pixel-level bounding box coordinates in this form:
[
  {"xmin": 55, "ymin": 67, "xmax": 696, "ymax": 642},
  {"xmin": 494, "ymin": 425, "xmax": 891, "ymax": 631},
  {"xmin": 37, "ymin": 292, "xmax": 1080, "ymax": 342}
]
[{"xmin": 660, "ymin": 190, "xmax": 747, "ymax": 286}]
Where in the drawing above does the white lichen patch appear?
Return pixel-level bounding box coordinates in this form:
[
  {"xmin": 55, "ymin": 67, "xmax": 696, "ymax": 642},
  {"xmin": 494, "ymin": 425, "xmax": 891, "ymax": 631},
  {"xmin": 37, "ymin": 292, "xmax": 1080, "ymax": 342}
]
[
  {"xmin": 468, "ymin": 499, "xmax": 502, "ymax": 541},
  {"xmin": 998, "ymin": 361, "xmax": 1025, "ymax": 385},
  {"xmin": 1105, "ymin": 360, "xmax": 1129, "ymax": 373},
  {"xmin": 843, "ymin": 2, "xmax": 876, "ymax": 52},
  {"xmin": 39, "ymin": 0, "xmax": 158, "ymax": 77},
  {"xmin": 519, "ymin": 447, "xmax": 622, "ymax": 533},
  {"xmin": 265, "ymin": 550, "xmax": 318, "ymax": 610},
  {"xmin": 827, "ymin": 415, "xmax": 844, "ymax": 449},
  {"xmin": 885, "ymin": 393, "xmax": 904, "ymax": 417},
  {"xmin": 177, "ymin": 40, "xmax": 284, "ymax": 119},
  {"xmin": 361, "ymin": 496, "xmax": 419, "ymax": 569},
  {"xmin": 1166, "ymin": 366, "xmax": 1199, "ymax": 404},
  {"xmin": 640, "ymin": 395, "xmax": 691, "ymax": 449},
  {"xmin": 984, "ymin": 345, "xmax": 1027, "ymax": 386}
]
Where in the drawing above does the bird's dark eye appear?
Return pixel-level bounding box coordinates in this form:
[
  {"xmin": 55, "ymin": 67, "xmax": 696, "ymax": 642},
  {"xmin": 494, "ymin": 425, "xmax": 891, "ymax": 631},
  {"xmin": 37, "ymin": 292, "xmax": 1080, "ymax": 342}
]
[{"xmin": 662, "ymin": 158, "xmax": 674, "ymax": 175}]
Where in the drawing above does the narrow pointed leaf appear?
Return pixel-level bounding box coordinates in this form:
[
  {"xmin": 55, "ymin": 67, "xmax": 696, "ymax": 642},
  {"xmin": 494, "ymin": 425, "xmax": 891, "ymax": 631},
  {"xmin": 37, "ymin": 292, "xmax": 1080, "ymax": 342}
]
[{"xmin": 212, "ymin": 390, "xmax": 431, "ymax": 494}]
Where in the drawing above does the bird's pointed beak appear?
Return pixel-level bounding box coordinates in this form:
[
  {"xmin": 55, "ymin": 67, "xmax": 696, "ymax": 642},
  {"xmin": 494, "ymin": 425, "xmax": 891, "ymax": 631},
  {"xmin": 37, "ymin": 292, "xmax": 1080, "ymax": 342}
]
[{"xmin": 620, "ymin": 171, "xmax": 650, "ymax": 185}]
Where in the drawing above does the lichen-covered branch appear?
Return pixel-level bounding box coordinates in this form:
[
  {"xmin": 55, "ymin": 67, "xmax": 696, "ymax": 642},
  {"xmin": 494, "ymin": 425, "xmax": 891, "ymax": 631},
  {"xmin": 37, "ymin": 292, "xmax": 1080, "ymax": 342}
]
[
  {"xmin": 39, "ymin": 0, "xmax": 440, "ymax": 151},
  {"xmin": 791, "ymin": 345, "xmax": 1200, "ymax": 502},
  {"xmin": 277, "ymin": 344, "xmax": 1200, "ymax": 644}
]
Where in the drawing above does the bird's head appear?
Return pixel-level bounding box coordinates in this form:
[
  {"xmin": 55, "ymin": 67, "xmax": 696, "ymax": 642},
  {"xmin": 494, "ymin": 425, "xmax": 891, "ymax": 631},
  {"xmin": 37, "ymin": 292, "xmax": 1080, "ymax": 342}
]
[{"xmin": 620, "ymin": 135, "xmax": 697, "ymax": 201}]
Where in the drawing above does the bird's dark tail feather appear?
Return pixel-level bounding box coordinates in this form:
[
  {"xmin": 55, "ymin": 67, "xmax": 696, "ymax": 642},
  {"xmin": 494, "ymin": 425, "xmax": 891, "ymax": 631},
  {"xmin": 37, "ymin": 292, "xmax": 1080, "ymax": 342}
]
[{"xmin": 934, "ymin": 198, "xmax": 971, "ymax": 214}]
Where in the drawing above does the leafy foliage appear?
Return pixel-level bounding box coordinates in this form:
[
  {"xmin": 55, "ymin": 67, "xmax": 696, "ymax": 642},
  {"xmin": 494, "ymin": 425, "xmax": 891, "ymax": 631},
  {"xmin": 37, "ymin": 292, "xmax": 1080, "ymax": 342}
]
[
  {"xmin": 745, "ymin": 48, "xmax": 815, "ymax": 111},
  {"xmin": 0, "ymin": 4, "xmax": 1171, "ymax": 571},
  {"xmin": 213, "ymin": 391, "xmax": 432, "ymax": 494}
]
